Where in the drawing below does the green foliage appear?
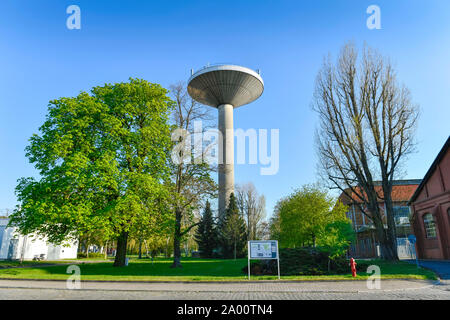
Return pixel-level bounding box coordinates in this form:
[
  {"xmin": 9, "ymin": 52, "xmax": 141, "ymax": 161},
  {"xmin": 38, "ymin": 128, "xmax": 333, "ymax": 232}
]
[
  {"xmin": 194, "ymin": 201, "xmax": 217, "ymax": 258},
  {"xmin": 218, "ymin": 193, "xmax": 247, "ymax": 259},
  {"xmin": 10, "ymin": 78, "xmax": 174, "ymax": 265},
  {"xmin": 77, "ymin": 252, "xmax": 105, "ymax": 259},
  {"xmin": 275, "ymin": 184, "xmax": 350, "ymax": 248},
  {"xmin": 317, "ymin": 219, "xmax": 355, "ymax": 260},
  {"xmin": 269, "ymin": 203, "xmax": 281, "ymax": 240}
]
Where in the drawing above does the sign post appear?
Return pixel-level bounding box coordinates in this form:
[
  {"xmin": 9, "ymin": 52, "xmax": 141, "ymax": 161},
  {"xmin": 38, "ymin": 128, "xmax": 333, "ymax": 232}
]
[{"xmin": 248, "ymin": 240, "xmax": 280, "ymax": 280}]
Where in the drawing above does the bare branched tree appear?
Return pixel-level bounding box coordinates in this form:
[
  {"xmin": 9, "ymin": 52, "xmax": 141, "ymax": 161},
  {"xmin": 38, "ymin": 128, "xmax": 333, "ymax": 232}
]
[
  {"xmin": 236, "ymin": 182, "xmax": 266, "ymax": 240},
  {"xmin": 169, "ymin": 82, "xmax": 217, "ymax": 268},
  {"xmin": 313, "ymin": 43, "xmax": 419, "ymax": 260}
]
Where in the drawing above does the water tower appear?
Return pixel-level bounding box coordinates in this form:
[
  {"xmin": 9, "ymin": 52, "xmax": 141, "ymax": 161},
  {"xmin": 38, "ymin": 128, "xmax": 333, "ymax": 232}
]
[{"xmin": 187, "ymin": 64, "xmax": 264, "ymax": 217}]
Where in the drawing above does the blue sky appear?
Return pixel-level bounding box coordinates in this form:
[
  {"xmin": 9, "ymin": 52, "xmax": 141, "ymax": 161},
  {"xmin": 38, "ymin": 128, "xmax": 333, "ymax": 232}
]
[{"xmin": 0, "ymin": 0, "xmax": 449, "ymax": 218}]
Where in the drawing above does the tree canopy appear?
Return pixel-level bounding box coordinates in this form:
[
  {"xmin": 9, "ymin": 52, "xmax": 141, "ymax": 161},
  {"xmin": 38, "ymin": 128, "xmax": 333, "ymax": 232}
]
[
  {"xmin": 10, "ymin": 78, "xmax": 174, "ymax": 266},
  {"xmin": 313, "ymin": 43, "xmax": 419, "ymax": 260},
  {"xmin": 274, "ymin": 185, "xmax": 350, "ymax": 249},
  {"xmin": 168, "ymin": 82, "xmax": 217, "ymax": 267}
]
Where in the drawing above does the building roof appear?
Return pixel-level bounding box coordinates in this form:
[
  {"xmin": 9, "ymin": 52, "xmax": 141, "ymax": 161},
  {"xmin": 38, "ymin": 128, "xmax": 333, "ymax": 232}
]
[
  {"xmin": 408, "ymin": 135, "xmax": 450, "ymax": 205},
  {"xmin": 340, "ymin": 180, "xmax": 421, "ymax": 205}
]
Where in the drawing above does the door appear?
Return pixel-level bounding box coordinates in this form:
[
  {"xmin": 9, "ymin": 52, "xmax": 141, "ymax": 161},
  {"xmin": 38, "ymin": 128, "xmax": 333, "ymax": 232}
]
[{"xmin": 7, "ymin": 238, "xmax": 19, "ymax": 260}]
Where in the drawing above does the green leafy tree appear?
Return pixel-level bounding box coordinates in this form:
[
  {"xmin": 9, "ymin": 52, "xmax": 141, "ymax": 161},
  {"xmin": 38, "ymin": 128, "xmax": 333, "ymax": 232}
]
[
  {"xmin": 219, "ymin": 193, "xmax": 247, "ymax": 259},
  {"xmin": 132, "ymin": 202, "xmax": 174, "ymax": 259},
  {"xmin": 10, "ymin": 78, "xmax": 173, "ymax": 267},
  {"xmin": 269, "ymin": 202, "xmax": 282, "ymax": 241},
  {"xmin": 316, "ymin": 201, "xmax": 354, "ymax": 271},
  {"xmin": 194, "ymin": 201, "xmax": 217, "ymax": 258},
  {"xmin": 318, "ymin": 220, "xmax": 355, "ymax": 259},
  {"xmin": 276, "ymin": 184, "xmax": 349, "ymax": 248}
]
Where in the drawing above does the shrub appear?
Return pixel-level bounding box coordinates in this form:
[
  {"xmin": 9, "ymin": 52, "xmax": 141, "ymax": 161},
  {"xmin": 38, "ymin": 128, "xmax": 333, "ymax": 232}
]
[
  {"xmin": 77, "ymin": 252, "xmax": 104, "ymax": 259},
  {"xmin": 242, "ymin": 247, "xmax": 350, "ymax": 276},
  {"xmin": 355, "ymin": 261, "xmax": 372, "ymax": 272}
]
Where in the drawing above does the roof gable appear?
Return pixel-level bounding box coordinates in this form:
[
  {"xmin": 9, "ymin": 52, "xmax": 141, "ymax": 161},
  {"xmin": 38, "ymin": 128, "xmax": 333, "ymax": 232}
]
[{"xmin": 409, "ymin": 136, "xmax": 450, "ymax": 204}]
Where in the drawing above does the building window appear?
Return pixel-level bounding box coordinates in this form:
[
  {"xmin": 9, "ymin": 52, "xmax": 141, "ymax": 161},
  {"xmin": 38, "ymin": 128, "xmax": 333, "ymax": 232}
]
[
  {"xmin": 394, "ymin": 206, "xmax": 410, "ymax": 225},
  {"xmin": 394, "ymin": 206, "xmax": 410, "ymax": 218},
  {"xmin": 423, "ymin": 213, "xmax": 437, "ymax": 238}
]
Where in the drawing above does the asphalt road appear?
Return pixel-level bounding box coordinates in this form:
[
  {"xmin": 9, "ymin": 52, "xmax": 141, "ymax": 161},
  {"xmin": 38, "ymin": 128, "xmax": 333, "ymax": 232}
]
[{"xmin": 0, "ymin": 279, "xmax": 448, "ymax": 300}]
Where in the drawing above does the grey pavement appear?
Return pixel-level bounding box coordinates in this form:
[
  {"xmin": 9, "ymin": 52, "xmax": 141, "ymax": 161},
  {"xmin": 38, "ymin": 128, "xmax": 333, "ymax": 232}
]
[{"xmin": 0, "ymin": 279, "xmax": 448, "ymax": 300}]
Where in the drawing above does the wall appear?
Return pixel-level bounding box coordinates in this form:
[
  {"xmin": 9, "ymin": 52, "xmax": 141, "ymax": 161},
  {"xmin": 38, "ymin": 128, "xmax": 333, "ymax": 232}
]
[
  {"xmin": 411, "ymin": 147, "xmax": 450, "ymax": 260},
  {"xmin": 0, "ymin": 218, "xmax": 78, "ymax": 260}
]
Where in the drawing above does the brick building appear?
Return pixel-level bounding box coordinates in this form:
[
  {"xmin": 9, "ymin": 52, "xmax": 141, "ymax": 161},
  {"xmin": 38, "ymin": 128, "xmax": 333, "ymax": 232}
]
[
  {"xmin": 340, "ymin": 180, "xmax": 421, "ymax": 258},
  {"xmin": 409, "ymin": 136, "xmax": 450, "ymax": 260}
]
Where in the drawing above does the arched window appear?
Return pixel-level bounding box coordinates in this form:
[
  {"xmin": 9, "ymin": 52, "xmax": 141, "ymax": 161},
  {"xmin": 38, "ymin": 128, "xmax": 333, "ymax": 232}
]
[{"xmin": 423, "ymin": 213, "xmax": 437, "ymax": 238}]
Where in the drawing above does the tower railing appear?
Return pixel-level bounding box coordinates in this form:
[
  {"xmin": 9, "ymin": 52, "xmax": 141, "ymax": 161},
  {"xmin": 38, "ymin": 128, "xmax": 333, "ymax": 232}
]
[{"xmin": 190, "ymin": 63, "xmax": 261, "ymax": 76}]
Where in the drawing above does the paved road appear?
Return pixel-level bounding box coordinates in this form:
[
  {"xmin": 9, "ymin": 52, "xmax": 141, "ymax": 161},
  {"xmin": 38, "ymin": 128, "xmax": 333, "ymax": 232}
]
[{"xmin": 0, "ymin": 279, "xmax": 448, "ymax": 300}]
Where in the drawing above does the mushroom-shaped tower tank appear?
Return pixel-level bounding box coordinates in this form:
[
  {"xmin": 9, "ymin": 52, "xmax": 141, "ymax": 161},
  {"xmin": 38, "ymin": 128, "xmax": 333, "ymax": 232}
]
[{"xmin": 187, "ymin": 64, "xmax": 264, "ymax": 217}]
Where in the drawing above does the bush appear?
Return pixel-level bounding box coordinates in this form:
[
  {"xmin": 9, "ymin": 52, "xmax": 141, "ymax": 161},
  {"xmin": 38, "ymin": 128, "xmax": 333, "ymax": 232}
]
[
  {"xmin": 77, "ymin": 252, "xmax": 104, "ymax": 259},
  {"xmin": 355, "ymin": 261, "xmax": 372, "ymax": 272},
  {"xmin": 242, "ymin": 247, "xmax": 350, "ymax": 276}
]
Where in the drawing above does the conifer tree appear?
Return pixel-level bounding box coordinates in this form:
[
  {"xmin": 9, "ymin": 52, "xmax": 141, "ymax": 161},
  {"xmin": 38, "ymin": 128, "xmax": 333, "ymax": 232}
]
[
  {"xmin": 194, "ymin": 201, "xmax": 217, "ymax": 258},
  {"xmin": 219, "ymin": 193, "xmax": 247, "ymax": 259}
]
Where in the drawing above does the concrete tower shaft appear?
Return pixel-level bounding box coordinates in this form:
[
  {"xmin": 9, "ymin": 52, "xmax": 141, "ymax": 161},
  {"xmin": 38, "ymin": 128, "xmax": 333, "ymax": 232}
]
[{"xmin": 218, "ymin": 104, "xmax": 234, "ymax": 216}]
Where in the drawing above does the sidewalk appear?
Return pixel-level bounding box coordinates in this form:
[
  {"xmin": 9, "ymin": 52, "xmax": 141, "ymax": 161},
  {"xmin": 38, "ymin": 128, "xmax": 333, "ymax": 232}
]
[{"xmin": 0, "ymin": 278, "xmax": 439, "ymax": 293}]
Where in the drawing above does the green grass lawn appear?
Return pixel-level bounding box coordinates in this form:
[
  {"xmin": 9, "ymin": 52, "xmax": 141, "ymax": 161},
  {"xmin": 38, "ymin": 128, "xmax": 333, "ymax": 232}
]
[
  {"xmin": 0, "ymin": 257, "xmax": 436, "ymax": 281},
  {"xmin": 0, "ymin": 260, "xmax": 75, "ymax": 268}
]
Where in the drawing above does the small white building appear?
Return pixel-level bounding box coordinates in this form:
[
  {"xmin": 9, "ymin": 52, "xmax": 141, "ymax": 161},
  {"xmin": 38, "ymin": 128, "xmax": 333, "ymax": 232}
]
[{"xmin": 0, "ymin": 218, "xmax": 78, "ymax": 260}]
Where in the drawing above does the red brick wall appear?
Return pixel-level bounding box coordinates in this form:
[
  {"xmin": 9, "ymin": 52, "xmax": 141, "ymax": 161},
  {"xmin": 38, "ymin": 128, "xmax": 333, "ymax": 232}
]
[{"xmin": 411, "ymin": 147, "xmax": 450, "ymax": 260}]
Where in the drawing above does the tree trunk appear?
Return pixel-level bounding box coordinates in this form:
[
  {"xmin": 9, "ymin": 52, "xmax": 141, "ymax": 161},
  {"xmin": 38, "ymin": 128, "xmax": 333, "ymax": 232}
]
[
  {"xmin": 171, "ymin": 208, "xmax": 183, "ymax": 268},
  {"xmin": 234, "ymin": 240, "xmax": 237, "ymax": 260},
  {"xmin": 138, "ymin": 237, "xmax": 143, "ymax": 259},
  {"xmin": 113, "ymin": 231, "xmax": 128, "ymax": 267},
  {"xmin": 372, "ymin": 215, "xmax": 397, "ymax": 260},
  {"xmin": 382, "ymin": 184, "xmax": 399, "ymax": 261},
  {"xmin": 85, "ymin": 240, "xmax": 89, "ymax": 258},
  {"xmin": 104, "ymin": 241, "xmax": 108, "ymax": 260},
  {"xmin": 165, "ymin": 237, "xmax": 170, "ymax": 258},
  {"xmin": 145, "ymin": 240, "xmax": 149, "ymax": 257}
]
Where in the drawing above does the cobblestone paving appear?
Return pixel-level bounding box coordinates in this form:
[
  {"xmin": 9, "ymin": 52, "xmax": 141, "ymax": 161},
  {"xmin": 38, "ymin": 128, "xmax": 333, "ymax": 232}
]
[
  {"xmin": 0, "ymin": 278, "xmax": 440, "ymax": 292},
  {"xmin": 0, "ymin": 280, "xmax": 448, "ymax": 300}
]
